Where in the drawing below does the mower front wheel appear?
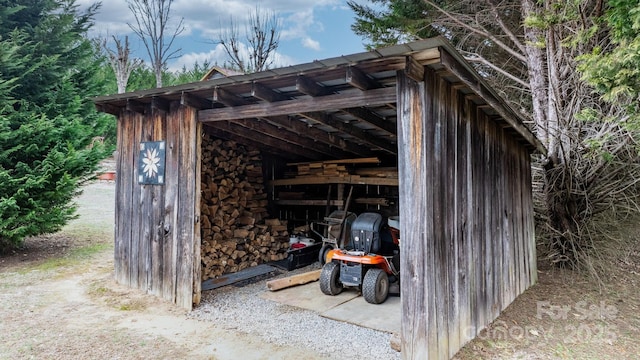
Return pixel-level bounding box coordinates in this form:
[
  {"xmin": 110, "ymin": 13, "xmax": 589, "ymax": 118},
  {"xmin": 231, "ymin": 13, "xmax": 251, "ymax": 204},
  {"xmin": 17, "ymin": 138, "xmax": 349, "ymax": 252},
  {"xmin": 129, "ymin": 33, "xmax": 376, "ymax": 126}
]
[
  {"xmin": 363, "ymin": 268, "xmax": 389, "ymax": 304},
  {"xmin": 319, "ymin": 261, "xmax": 343, "ymax": 296}
]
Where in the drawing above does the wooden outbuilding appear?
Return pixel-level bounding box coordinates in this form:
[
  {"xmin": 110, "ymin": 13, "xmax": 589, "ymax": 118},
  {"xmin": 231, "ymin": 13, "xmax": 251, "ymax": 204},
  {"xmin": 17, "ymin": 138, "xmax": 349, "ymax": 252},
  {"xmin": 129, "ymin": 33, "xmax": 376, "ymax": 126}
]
[{"xmin": 94, "ymin": 36, "xmax": 546, "ymax": 359}]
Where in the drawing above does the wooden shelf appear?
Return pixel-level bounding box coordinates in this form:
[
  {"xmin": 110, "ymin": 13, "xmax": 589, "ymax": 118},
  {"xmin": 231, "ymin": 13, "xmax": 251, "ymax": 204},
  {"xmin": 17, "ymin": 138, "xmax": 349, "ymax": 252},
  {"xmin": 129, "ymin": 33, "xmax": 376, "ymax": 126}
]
[
  {"xmin": 275, "ymin": 198, "xmax": 391, "ymax": 207},
  {"xmin": 274, "ymin": 199, "xmax": 345, "ymax": 206},
  {"xmin": 269, "ymin": 176, "xmax": 398, "ymax": 187}
]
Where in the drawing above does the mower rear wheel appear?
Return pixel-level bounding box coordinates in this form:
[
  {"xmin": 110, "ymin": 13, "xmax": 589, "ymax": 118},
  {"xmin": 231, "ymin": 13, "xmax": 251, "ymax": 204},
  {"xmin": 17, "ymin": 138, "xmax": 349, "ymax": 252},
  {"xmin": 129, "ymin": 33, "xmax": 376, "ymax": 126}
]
[
  {"xmin": 363, "ymin": 268, "xmax": 389, "ymax": 304},
  {"xmin": 319, "ymin": 262, "xmax": 343, "ymax": 295}
]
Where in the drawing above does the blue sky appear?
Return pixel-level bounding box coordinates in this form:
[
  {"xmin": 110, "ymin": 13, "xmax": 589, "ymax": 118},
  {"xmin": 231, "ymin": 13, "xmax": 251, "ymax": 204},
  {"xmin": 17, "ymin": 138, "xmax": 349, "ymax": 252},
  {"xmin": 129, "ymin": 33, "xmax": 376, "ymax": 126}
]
[{"xmin": 78, "ymin": 0, "xmax": 373, "ymax": 72}]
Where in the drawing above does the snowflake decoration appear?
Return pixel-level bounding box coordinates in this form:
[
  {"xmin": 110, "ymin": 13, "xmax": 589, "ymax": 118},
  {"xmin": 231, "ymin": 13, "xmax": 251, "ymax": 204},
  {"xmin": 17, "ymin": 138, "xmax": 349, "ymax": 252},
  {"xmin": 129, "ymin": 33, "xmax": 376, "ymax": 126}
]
[
  {"xmin": 138, "ymin": 141, "xmax": 165, "ymax": 185},
  {"xmin": 142, "ymin": 148, "xmax": 160, "ymax": 179}
]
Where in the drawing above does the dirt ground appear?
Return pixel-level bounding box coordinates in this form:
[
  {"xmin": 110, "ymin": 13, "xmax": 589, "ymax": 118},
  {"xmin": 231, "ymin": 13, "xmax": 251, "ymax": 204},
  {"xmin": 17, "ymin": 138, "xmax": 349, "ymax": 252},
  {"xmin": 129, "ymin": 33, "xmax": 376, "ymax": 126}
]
[{"xmin": 1, "ymin": 180, "xmax": 639, "ymax": 359}]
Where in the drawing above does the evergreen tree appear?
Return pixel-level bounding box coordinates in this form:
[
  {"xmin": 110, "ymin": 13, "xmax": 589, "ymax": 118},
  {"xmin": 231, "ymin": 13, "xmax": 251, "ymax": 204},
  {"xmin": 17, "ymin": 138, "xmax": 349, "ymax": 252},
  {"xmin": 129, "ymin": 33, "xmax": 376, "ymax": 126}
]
[
  {"xmin": 579, "ymin": 0, "xmax": 640, "ymax": 123},
  {"xmin": 0, "ymin": 0, "xmax": 112, "ymax": 251},
  {"xmin": 348, "ymin": 0, "xmax": 440, "ymax": 49}
]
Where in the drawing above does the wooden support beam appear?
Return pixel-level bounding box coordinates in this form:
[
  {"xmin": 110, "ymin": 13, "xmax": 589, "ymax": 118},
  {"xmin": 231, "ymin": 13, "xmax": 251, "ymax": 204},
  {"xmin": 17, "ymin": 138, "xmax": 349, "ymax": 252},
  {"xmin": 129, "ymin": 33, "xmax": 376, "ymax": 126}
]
[
  {"xmin": 405, "ymin": 55, "xmax": 425, "ymax": 82},
  {"xmin": 354, "ymin": 198, "xmax": 390, "ymax": 206},
  {"xmin": 262, "ymin": 116, "xmax": 375, "ymax": 158},
  {"xmin": 252, "ymin": 82, "xmax": 288, "ymax": 102},
  {"xmin": 213, "ymin": 86, "xmax": 249, "ymax": 106},
  {"xmin": 286, "ymin": 157, "xmax": 380, "ymax": 166},
  {"xmin": 341, "ymin": 107, "xmax": 397, "ymax": 136},
  {"xmin": 275, "ymin": 199, "xmax": 344, "ymax": 206},
  {"xmin": 231, "ymin": 118, "xmax": 352, "ymax": 159},
  {"xmin": 346, "ymin": 65, "xmax": 381, "ymax": 90},
  {"xmin": 126, "ymin": 99, "xmax": 146, "ymax": 114},
  {"xmin": 296, "ymin": 75, "xmax": 333, "ymax": 97},
  {"xmin": 200, "ymin": 87, "xmax": 397, "ymax": 123},
  {"xmin": 96, "ymin": 103, "xmax": 121, "ymax": 116},
  {"xmin": 208, "ymin": 121, "xmax": 327, "ymax": 160},
  {"xmin": 270, "ymin": 176, "xmax": 398, "ymax": 186},
  {"xmin": 181, "ymin": 92, "xmax": 212, "ymax": 110},
  {"xmin": 300, "ymin": 111, "xmax": 397, "ymax": 154},
  {"xmin": 266, "ymin": 269, "xmax": 322, "ymax": 291},
  {"xmin": 203, "ymin": 126, "xmax": 304, "ymax": 160},
  {"xmin": 151, "ymin": 97, "xmax": 169, "ymax": 112}
]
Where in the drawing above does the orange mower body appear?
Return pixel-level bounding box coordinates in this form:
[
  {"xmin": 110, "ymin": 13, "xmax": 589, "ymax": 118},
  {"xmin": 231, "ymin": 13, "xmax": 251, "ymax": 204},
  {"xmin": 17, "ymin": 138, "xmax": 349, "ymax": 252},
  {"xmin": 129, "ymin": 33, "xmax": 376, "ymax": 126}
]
[{"xmin": 319, "ymin": 212, "xmax": 400, "ymax": 304}]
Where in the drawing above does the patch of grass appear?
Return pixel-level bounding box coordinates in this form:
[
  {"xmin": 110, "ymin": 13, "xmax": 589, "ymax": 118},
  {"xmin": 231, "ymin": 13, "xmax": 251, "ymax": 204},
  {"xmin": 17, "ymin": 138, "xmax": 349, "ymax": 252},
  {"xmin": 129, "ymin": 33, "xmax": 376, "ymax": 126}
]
[
  {"xmin": 19, "ymin": 242, "xmax": 112, "ymax": 274},
  {"xmin": 62, "ymin": 225, "xmax": 113, "ymax": 244},
  {"xmin": 118, "ymin": 300, "xmax": 146, "ymax": 311}
]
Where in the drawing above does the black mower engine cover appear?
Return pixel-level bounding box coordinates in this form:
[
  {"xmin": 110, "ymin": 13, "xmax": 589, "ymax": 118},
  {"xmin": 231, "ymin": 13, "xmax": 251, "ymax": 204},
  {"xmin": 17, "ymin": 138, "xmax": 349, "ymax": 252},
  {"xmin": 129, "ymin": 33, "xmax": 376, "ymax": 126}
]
[{"xmin": 350, "ymin": 212, "xmax": 383, "ymax": 253}]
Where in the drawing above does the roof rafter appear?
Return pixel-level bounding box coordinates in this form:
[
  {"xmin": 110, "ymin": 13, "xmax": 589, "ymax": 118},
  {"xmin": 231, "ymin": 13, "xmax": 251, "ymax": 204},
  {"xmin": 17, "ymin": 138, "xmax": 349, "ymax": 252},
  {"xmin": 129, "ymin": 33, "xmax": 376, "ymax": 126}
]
[{"xmin": 199, "ymin": 87, "xmax": 397, "ymax": 122}]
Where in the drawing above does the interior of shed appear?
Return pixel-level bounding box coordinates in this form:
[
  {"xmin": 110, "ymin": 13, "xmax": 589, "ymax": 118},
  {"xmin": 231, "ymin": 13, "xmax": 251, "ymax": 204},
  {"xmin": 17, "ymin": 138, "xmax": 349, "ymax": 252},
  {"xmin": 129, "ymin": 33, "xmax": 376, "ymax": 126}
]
[
  {"xmin": 194, "ymin": 52, "xmax": 414, "ymax": 283},
  {"xmin": 199, "ymin": 129, "xmax": 400, "ymax": 282}
]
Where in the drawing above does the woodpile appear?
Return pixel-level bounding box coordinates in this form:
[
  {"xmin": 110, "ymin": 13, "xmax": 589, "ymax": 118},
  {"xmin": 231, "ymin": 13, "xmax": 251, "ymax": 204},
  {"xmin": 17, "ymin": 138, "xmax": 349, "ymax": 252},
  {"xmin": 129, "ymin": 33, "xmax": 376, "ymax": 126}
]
[{"xmin": 200, "ymin": 134, "xmax": 289, "ymax": 281}]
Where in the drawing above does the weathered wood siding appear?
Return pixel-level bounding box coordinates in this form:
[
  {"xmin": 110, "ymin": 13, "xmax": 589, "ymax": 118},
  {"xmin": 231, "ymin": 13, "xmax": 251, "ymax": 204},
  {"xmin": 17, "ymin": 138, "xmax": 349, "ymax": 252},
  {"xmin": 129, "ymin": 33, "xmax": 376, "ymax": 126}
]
[
  {"xmin": 114, "ymin": 102, "xmax": 201, "ymax": 310},
  {"xmin": 397, "ymin": 65, "xmax": 536, "ymax": 359}
]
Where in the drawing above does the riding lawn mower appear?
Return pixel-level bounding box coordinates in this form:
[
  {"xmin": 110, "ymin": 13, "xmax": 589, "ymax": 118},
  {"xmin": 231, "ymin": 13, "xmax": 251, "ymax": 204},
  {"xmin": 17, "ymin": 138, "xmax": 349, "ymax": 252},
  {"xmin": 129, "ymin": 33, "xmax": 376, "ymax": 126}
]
[{"xmin": 319, "ymin": 212, "xmax": 400, "ymax": 304}]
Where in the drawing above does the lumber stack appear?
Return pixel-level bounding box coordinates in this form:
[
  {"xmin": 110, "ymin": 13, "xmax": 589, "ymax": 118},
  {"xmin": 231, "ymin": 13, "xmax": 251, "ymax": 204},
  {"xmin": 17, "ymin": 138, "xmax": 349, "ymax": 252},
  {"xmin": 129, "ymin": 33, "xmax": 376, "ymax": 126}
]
[
  {"xmin": 287, "ymin": 157, "xmax": 383, "ymax": 180},
  {"xmin": 295, "ymin": 162, "xmax": 350, "ymax": 177},
  {"xmin": 200, "ymin": 134, "xmax": 289, "ymax": 281},
  {"xmin": 353, "ymin": 167, "xmax": 398, "ymax": 178}
]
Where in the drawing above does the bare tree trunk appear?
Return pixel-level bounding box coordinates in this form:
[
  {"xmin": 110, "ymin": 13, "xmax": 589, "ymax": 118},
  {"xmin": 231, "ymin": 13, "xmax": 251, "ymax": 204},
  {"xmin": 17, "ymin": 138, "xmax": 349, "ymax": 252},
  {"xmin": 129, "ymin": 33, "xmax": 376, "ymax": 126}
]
[
  {"xmin": 521, "ymin": 0, "xmax": 549, "ymax": 148},
  {"xmin": 101, "ymin": 36, "xmax": 142, "ymax": 94},
  {"xmin": 127, "ymin": 0, "xmax": 184, "ymax": 88}
]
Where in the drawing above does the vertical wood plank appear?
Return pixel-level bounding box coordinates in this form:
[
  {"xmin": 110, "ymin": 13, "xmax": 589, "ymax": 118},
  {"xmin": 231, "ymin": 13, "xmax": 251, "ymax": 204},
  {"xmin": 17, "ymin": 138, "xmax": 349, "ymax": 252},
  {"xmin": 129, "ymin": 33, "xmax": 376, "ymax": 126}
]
[
  {"xmin": 139, "ymin": 109, "xmax": 154, "ymax": 291},
  {"xmin": 423, "ymin": 68, "xmax": 439, "ymax": 360},
  {"xmin": 176, "ymin": 104, "xmax": 197, "ymax": 310},
  {"xmin": 162, "ymin": 103, "xmax": 180, "ymax": 303},
  {"xmin": 492, "ymin": 121, "xmax": 502, "ymax": 320},
  {"xmin": 431, "ymin": 72, "xmax": 447, "ymax": 359},
  {"xmin": 114, "ymin": 111, "xmax": 134, "ymax": 285},
  {"xmin": 149, "ymin": 106, "xmax": 166, "ymax": 296},
  {"xmin": 502, "ymin": 135, "xmax": 514, "ymax": 307},
  {"xmin": 525, "ymin": 149, "xmax": 538, "ymax": 286},
  {"xmin": 397, "ymin": 69, "xmax": 430, "ymax": 359},
  {"xmin": 483, "ymin": 113, "xmax": 495, "ymax": 322},
  {"xmin": 130, "ymin": 111, "xmax": 143, "ymax": 289},
  {"xmin": 446, "ymin": 81, "xmax": 460, "ymax": 358},
  {"xmin": 468, "ymin": 102, "xmax": 481, "ymax": 338},
  {"xmin": 474, "ymin": 107, "xmax": 487, "ymax": 332},
  {"xmin": 192, "ymin": 121, "xmax": 202, "ymax": 306},
  {"xmin": 515, "ymin": 141, "xmax": 525, "ymax": 297},
  {"xmin": 458, "ymin": 96, "xmax": 473, "ymax": 346}
]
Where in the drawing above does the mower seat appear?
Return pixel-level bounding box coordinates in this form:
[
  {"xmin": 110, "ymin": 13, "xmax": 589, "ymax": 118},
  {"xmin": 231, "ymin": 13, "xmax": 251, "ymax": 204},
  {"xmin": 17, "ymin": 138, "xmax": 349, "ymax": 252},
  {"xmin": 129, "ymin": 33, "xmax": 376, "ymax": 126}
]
[{"xmin": 350, "ymin": 212, "xmax": 383, "ymax": 254}]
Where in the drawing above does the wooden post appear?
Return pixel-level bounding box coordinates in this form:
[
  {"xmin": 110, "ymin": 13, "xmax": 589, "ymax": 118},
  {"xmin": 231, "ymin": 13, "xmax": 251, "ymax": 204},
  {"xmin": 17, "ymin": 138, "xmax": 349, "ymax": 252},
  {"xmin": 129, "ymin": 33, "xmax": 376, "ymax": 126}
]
[{"xmin": 397, "ymin": 67, "xmax": 433, "ymax": 358}]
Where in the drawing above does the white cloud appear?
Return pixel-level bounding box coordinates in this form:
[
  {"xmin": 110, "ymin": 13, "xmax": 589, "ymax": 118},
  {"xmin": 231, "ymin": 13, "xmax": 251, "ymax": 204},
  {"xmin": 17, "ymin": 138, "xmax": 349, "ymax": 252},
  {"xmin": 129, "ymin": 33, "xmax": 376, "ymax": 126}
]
[
  {"xmin": 169, "ymin": 44, "xmax": 229, "ymax": 72},
  {"xmin": 169, "ymin": 42, "xmax": 295, "ymax": 72},
  {"xmin": 301, "ymin": 37, "xmax": 321, "ymax": 51}
]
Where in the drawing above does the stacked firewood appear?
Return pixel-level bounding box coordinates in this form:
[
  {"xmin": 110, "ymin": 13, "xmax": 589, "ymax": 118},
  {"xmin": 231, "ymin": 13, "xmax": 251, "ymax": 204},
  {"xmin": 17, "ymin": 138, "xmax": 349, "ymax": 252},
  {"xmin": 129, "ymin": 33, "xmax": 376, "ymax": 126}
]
[{"xmin": 200, "ymin": 135, "xmax": 289, "ymax": 280}]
